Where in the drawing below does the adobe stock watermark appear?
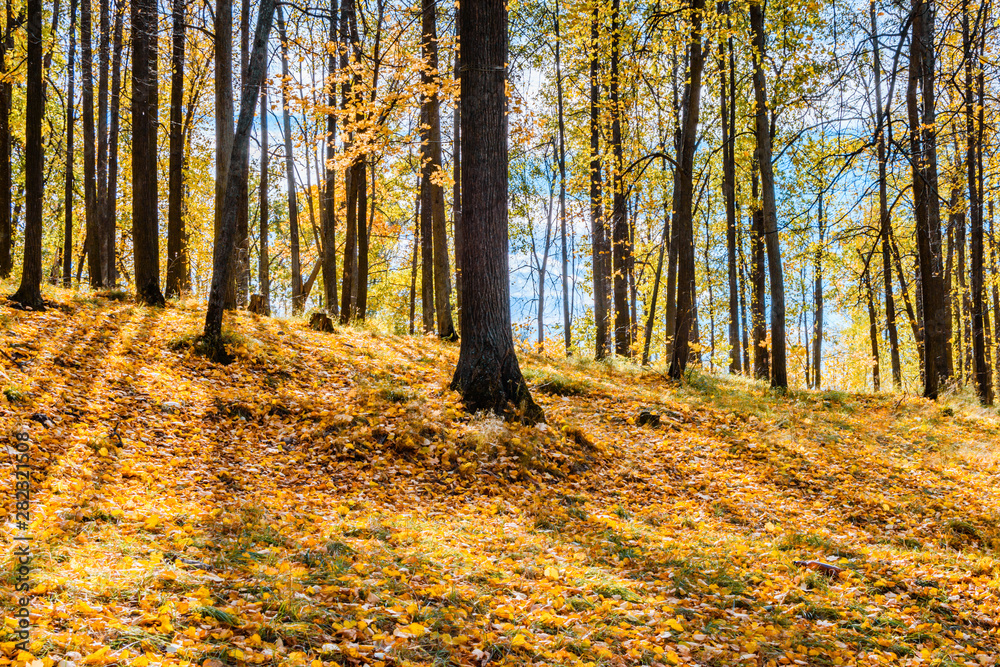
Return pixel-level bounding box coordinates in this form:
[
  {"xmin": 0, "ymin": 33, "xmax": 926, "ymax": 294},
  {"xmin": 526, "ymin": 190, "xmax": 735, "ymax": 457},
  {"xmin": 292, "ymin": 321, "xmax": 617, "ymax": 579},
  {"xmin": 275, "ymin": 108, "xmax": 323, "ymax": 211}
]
[{"xmin": 10, "ymin": 426, "xmax": 32, "ymax": 652}]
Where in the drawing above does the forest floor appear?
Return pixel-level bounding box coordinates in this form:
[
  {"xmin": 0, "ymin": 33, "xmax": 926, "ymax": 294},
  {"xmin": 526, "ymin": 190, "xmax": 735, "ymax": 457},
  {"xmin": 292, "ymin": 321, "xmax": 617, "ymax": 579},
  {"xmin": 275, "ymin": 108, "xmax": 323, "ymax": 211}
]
[{"xmin": 1, "ymin": 287, "xmax": 1000, "ymax": 667}]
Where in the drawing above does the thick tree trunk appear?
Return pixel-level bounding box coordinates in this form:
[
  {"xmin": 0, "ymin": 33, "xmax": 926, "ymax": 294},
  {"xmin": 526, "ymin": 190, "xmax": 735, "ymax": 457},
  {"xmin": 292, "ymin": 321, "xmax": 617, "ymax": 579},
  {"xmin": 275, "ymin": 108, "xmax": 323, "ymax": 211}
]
[
  {"xmin": 96, "ymin": 0, "xmax": 113, "ymax": 285},
  {"xmin": 749, "ymin": 0, "xmax": 787, "ymax": 389},
  {"xmin": 870, "ymin": 0, "xmax": 901, "ymax": 388},
  {"xmin": 451, "ymin": 0, "xmax": 541, "ymax": 423},
  {"xmin": 338, "ymin": 0, "xmax": 358, "ymax": 323},
  {"xmin": 63, "ymin": 0, "xmax": 78, "ymax": 287},
  {"xmin": 420, "ymin": 0, "xmax": 456, "ymax": 338},
  {"xmin": 166, "ymin": 0, "xmax": 187, "ymax": 297},
  {"xmin": 453, "ymin": 10, "xmax": 462, "ymax": 324},
  {"xmin": 10, "ymin": 0, "xmax": 43, "ymax": 307},
  {"xmin": 322, "ymin": 0, "xmax": 339, "ymax": 316},
  {"xmin": 908, "ymin": 0, "xmax": 950, "ymax": 398},
  {"xmin": 215, "ymin": 0, "xmax": 235, "ymax": 307},
  {"xmin": 81, "ymin": 0, "xmax": 102, "ymax": 286},
  {"xmin": 259, "ymin": 83, "xmax": 270, "ymax": 315},
  {"xmin": 609, "ymin": 0, "xmax": 631, "ymax": 356},
  {"xmin": 667, "ymin": 0, "xmax": 706, "ymax": 380},
  {"xmin": 589, "ymin": 3, "xmax": 610, "ymax": 360},
  {"xmin": 276, "ymin": 6, "xmax": 303, "ymax": 313},
  {"xmin": 131, "ymin": 0, "xmax": 164, "ymax": 305}
]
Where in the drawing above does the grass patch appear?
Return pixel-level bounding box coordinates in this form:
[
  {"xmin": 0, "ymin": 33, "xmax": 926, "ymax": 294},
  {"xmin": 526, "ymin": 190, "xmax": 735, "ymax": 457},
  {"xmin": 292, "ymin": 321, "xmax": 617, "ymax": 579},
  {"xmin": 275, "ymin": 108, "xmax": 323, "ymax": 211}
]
[
  {"xmin": 3, "ymin": 384, "xmax": 25, "ymax": 403},
  {"xmin": 523, "ymin": 367, "xmax": 592, "ymax": 396}
]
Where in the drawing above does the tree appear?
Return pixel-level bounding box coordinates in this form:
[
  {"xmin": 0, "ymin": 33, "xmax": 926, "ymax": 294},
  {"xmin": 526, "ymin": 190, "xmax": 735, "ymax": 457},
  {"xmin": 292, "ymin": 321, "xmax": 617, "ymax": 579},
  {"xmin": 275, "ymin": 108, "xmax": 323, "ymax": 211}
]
[
  {"xmin": 215, "ymin": 0, "xmax": 235, "ymax": 307},
  {"xmin": 258, "ymin": 82, "xmax": 271, "ymax": 315},
  {"xmin": 276, "ymin": 5, "xmax": 303, "ymax": 313},
  {"xmin": 589, "ymin": 1, "xmax": 611, "ymax": 360},
  {"xmin": 205, "ymin": 0, "xmax": 277, "ymax": 343},
  {"xmin": 667, "ymin": 0, "xmax": 706, "ymax": 380},
  {"xmin": 10, "ymin": 0, "xmax": 43, "ymax": 308},
  {"xmin": 451, "ymin": 0, "xmax": 541, "ymax": 423},
  {"xmin": 609, "ymin": 0, "xmax": 631, "ymax": 356},
  {"xmin": 322, "ymin": 0, "xmax": 339, "ymax": 317},
  {"xmin": 721, "ymin": 1, "xmax": 740, "ymax": 375},
  {"xmin": 81, "ymin": 0, "xmax": 101, "ymax": 286},
  {"xmin": 749, "ymin": 0, "xmax": 787, "ymax": 389},
  {"xmin": 63, "ymin": 0, "xmax": 79, "ymax": 287},
  {"xmin": 0, "ymin": 0, "xmax": 13, "ymax": 278},
  {"xmin": 167, "ymin": 0, "xmax": 188, "ymax": 297},
  {"xmin": 131, "ymin": 0, "xmax": 165, "ymax": 305}
]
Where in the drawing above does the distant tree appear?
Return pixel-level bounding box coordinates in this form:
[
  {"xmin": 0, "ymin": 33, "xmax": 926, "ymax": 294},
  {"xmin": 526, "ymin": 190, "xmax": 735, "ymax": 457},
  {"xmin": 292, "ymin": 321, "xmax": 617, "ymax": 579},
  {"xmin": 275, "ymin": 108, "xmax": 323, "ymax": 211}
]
[{"xmin": 451, "ymin": 0, "xmax": 542, "ymax": 422}]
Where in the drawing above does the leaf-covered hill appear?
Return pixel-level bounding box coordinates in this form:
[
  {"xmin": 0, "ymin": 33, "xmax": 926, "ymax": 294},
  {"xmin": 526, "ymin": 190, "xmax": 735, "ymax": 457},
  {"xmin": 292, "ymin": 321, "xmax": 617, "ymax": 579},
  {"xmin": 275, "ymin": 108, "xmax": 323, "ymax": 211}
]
[{"xmin": 2, "ymin": 289, "xmax": 1000, "ymax": 667}]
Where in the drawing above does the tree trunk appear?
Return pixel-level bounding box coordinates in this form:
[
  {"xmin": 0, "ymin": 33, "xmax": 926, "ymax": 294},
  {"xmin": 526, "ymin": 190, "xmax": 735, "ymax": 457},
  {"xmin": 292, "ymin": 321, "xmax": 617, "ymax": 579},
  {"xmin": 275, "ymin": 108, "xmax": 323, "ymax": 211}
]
[
  {"xmin": 589, "ymin": 3, "xmax": 610, "ymax": 360},
  {"xmin": 338, "ymin": 0, "xmax": 358, "ymax": 323},
  {"xmin": 749, "ymin": 0, "xmax": 787, "ymax": 389},
  {"xmin": 812, "ymin": 190, "xmax": 824, "ymax": 388},
  {"xmin": 0, "ymin": 0, "xmax": 13, "ymax": 278},
  {"xmin": 667, "ymin": 0, "xmax": 706, "ymax": 380},
  {"xmin": 610, "ymin": 0, "xmax": 631, "ymax": 356},
  {"xmin": 750, "ymin": 158, "xmax": 769, "ymax": 379},
  {"xmin": 964, "ymin": 0, "xmax": 991, "ymax": 404},
  {"xmin": 81, "ymin": 0, "xmax": 101, "ymax": 286},
  {"xmin": 721, "ymin": 1, "xmax": 740, "ymax": 374},
  {"xmin": 419, "ymin": 105, "xmax": 435, "ymax": 332},
  {"xmin": 322, "ymin": 0, "xmax": 339, "ymax": 316},
  {"xmin": 104, "ymin": 5, "xmax": 123, "ymax": 285},
  {"xmin": 554, "ymin": 0, "xmax": 569, "ymax": 354},
  {"xmin": 63, "ymin": 0, "xmax": 78, "ymax": 287},
  {"xmin": 738, "ymin": 219, "xmax": 751, "ymax": 371},
  {"xmin": 276, "ymin": 5, "xmax": 303, "ymax": 314},
  {"xmin": 409, "ymin": 177, "xmax": 420, "ymax": 334},
  {"xmin": 96, "ymin": 0, "xmax": 112, "ymax": 285},
  {"xmin": 640, "ymin": 146, "xmax": 670, "ymax": 366},
  {"xmin": 870, "ymin": 0, "xmax": 901, "ymax": 388},
  {"xmin": 10, "ymin": 0, "xmax": 42, "ymax": 307},
  {"xmin": 420, "ymin": 0, "xmax": 456, "ymax": 339},
  {"xmin": 452, "ymin": 9, "xmax": 462, "ymax": 325},
  {"xmin": 865, "ymin": 262, "xmax": 881, "ymax": 391},
  {"xmin": 908, "ymin": 0, "xmax": 950, "ymax": 398},
  {"xmin": 131, "ymin": 0, "xmax": 164, "ymax": 305},
  {"xmin": 215, "ymin": 0, "xmax": 235, "ymax": 307},
  {"xmin": 235, "ymin": 0, "xmax": 251, "ymax": 306},
  {"xmin": 166, "ymin": 0, "xmax": 187, "ymax": 297},
  {"xmin": 259, "ymin": 83, "xmax": 270, "ymax": 315},
  {"xmin": 205, "ymin": 0, "xmax": 276, "ymax": 342},
  {"xmin": 356, "ymin": 159, "xmax": 369, "ymax": 319},
  {"xmin": 450, "ymin": 0, "xmax": 542, "ymax": 423}
]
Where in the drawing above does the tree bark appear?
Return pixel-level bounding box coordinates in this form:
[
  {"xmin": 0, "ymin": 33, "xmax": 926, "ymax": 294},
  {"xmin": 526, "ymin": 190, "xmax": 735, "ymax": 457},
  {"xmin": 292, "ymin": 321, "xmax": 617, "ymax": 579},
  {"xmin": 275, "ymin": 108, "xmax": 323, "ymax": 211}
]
[
  {"xmin": 81, "ymin": 0, "xmax": 101, "ymax": 286},
  {"xmin": 452, "ymin": 8, "xmax": 462, "ymax": 325},
  {"xmin": 63, "ymin": 0, "xmax": 78, "ymax": 287},
  {"xmin": 276, "ymin": 5, "xmax": 303, "ymax": 314},
  {"xmin": 104, "ymin": 5, "xmax": 123, "ymax": 286},
  {"xmin": 96, "ymin": 0, "xmax": 112, "ymax": 285},
  {"xmin": 451, "ymin": 0, "xmax": 542, "ymax": 423},
  {"xmin": 409, "ymin": 176, "xmax": 420, "ymax": 334},
  {"xmin": 864, "ymin": 261, "xmax": 881, "ymax": 391},
  {"xmin": 322, "ymin": 0, "xmax": 339, "ymax": 316},
  {"xmin": 908, "ymin": 0, "xmax": 950, "ymax": 398},
  {"xmin": 749, "ymin": 0, "xmax": 787, "ymax": 389},
  {"xmin": 0, "ymin": 0, "xmax": 14, "ymax": 278},
  {"xmin": 812, "ymin": 190, "xmax": 824, "ymax": 388},
  {"xmin": 721, "ymin": 1, "xmax": 740, "ymax": 374},
  {"xmin": 589, "ymin": 3, "xmax": 610, "ymax": 360},
  {"xmin": 259, "ymin": 83, "xmax": 270, "ymax": 315},
  {"xmin": 554, "ymin": 0, "xmax": 570, "ymax": 354},
  {"xmin": 167, "ymin": 0, "xmax": 187, "ymax": 297},
  {"xmin": 750, "ymin": 157, "xmax": 768, "ymax": 379},
  {"xmin": 205, "ymin": 0, "xmax": 276, "ymax": 342},
  {"xmin": 10, "ymin": 0, "xmax": 43, "ymax": 307},
  {"xmin": 235, "ymin": 0, "xmax": 251, "ymax": 306},
  {"xmin": 609, "ymin": 0, "xmax": 631, "ymax": 356},
  {"xmin": 667, "ymin": 0, "xmax": 706, "ymax": 379},
  {"xmin": 131, "ymin": 0, "xmax": 164, "ymax": 305},
  {"xmin": 216, "ymin": 0, "xmax": 235, "ymax": 307}
]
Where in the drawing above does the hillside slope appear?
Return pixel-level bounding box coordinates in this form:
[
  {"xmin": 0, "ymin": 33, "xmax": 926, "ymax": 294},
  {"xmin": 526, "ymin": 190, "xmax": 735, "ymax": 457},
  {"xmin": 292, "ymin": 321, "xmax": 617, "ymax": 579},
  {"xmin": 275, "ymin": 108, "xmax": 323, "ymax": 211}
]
[{"xmin": 1, "ymin": 289, "xmax": 1000, "ymax": 667}]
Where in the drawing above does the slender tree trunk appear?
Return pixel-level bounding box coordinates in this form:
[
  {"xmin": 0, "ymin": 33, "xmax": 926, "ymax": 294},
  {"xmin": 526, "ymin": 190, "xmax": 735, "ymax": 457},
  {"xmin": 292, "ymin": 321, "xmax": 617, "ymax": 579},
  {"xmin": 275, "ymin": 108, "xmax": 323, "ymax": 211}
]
[
  {"xmin": 276, "ymin": 6, "xmax": 303, "ymax": 313},
  {"xmin": 865, "ymin": 262, "xmax": 881, "ymax": 391},
  {"xmin": 610, "ymin": 0, "xmax": 631, "ymax": 356},
  {"xmin": 0, "ymin": 0, "xmax": 13, "ymax": 278},
  {"xmin": 215, "ymin": 0, "xmax": 235, "ymax": 307},
  {"xmin": 338, "ymin": 0, "xmax": 358, "ymax": 322},
  {"xmin": 990, "ymin": 201, "xmax": 1000, "ymax": 386},
  {"xmin": 63, "ymin": 0, "xmax": 78, "ymax": 287},
  {"xmin": 419, "ymin": 103, "xmax": 435, "ymax": 333},
  {"xmin": 450, "ymin": 0, "xmax": 542, "ymax": 423},
  {"xmin": 81, "ymin": 0, "xmax": 102, "ymax": 286},
  {"xmin": 964, "ymin": 0, "xmax": 991, "ymax": 404},
  {"xmin": 259, "ymin": 83, "xmax": 270, "ymax": 315},
  {"xmin": 871, "ymin": 0, "xmax": 901, "ymax": 388},
  {"xmin": 235, "ymin": 0, "xmax": 251, "ymax": 306},
  {"xmin": 554, "ymin": 0, "xmax": 570, "ymax": 353},
  {"xmin": 104, "ymin": 5, "xmax": 123, "ymax": 286},
  {"xmin": 667, "ymin": 0, "xmax": 706, "ymax": 379},
  {"xmin": 420, "ymin": 0, "xmax": 456, "ymax": 338},
  {"xmin": 409, "ymin": 178, "xmax": 420, "ymax": 334},
  {"xmin": 749, "ymin": 0, "xmax": 787, "ymax": 389},
  {"xmin": 322, "ymin": 0, "xmax": 339, "ymax": 316},
  {"xmin": 641, "ymin": 148, "xmax": 670, "ymax": 366},
  {"xmin": 589, "ymin": 3, "xmax": 610, "ymax": 360},
  {"xmin": 166, "ymin": 0, "xmax": 187, "ymax": 297},
  {"xmin": 537, "ymin": 173, "xmax": 555, "ymax": 350},
  {"xmin": 721, "ymin": 1, "xmax": 740, "ymax": 374},
  {"xmin": 10, "ymin": 0, "xmax": 42, "ymax": 307},
  {"xmin": 356, "ymin": 159, "xmax": 369, "ymax": 319},
  {"xmin": 812, "ymin": 191, "xmax": 824, "ymax": 388},
  {"xmin": 131, "ymin": 0, "xmax": 164, "ymax": 305},
  {"xmin": 205, "ymin": 0, "xmax": 276, "ymax": 341},
  {"xmin": 738, "ymin": 219, "xmax": 751, "ymax": 371},
  {"xmin": 453, "ymin": 9, "xmax": 462, "ymax": 324},
  {"xmin": 750, "ymin": 159, "xmax": 769, "ymax": 379}
]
